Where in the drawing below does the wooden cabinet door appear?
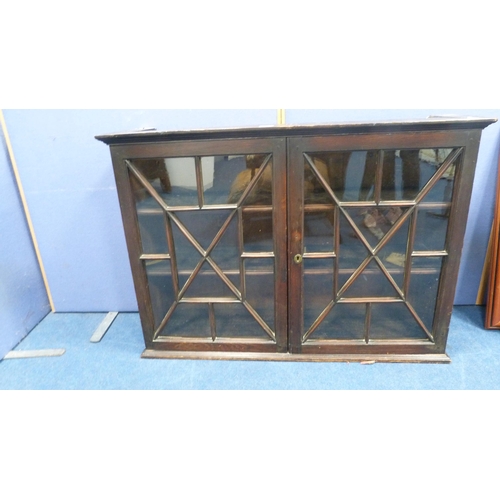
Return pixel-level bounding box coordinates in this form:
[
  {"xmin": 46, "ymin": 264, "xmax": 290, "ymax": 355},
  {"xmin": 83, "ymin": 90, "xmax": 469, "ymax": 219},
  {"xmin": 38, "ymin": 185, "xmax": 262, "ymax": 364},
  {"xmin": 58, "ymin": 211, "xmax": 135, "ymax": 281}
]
[
  {"xmin": 287, "ymin": 131, "xmax": 478, "ymax": 360},
  {"xmin": 111, "ymin": 138, "xmax": 288, "ymax": 355}
]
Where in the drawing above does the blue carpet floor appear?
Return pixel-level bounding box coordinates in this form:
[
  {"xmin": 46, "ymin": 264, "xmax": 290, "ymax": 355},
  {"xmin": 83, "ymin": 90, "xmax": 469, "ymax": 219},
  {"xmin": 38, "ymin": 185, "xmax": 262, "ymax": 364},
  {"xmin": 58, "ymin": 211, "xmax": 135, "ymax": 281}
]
[{"xmin": 1, "ymin": 305, "xmax": 500, "ymax": 389}]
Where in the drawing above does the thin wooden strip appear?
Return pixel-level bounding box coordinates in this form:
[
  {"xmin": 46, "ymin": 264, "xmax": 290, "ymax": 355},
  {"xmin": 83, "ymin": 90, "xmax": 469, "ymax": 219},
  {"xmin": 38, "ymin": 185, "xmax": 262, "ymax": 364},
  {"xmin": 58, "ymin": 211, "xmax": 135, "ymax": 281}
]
[
  {"xmin": 90, "ymin": 312, "xmax": 119, "ymax": 343},
  {"xmin": 0, "ymin": 110, "xmax": 55, "ymax": 312},
  {"xmin": 4, "ymin": 349, "xmax": 66, "ymax": 360},
  {"xmin": 277, "ymin": 109, "xmax": 286, "ymax": 125}
]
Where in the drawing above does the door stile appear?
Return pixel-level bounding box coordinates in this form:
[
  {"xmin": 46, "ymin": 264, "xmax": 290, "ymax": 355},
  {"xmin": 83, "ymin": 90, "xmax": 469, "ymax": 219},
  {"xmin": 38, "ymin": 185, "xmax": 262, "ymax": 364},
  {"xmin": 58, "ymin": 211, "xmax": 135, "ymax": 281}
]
[
  {"xmin": 273, "ymin": 138, "xmax": 289, "ymax": 352},
  {"xmin": 287, "ymin": 138, "xmax": 305, "ymax": 353}
]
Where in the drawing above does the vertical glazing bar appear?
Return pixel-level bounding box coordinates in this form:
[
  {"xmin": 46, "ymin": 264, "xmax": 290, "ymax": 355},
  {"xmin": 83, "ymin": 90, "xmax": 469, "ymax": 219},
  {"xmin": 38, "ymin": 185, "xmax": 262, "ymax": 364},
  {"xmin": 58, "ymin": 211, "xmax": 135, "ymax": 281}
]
[
  {"xmin": 238, "ymin": 207, "xmax": 246, "ymax": 300},
  {"xmin": 374, "ymin": 151, "xmax": 384, "ymax": 205},
  {"xmin": 208, "ymin": 303, "xmax": 216, "ymax": 341},
  {"xmin": 403, "ymin": 209, "xmax": 419, "ymax": 298},
  {"xmin": 334, "ymin": 204, "xmax": 340, "ymax": 296},
  {"xmin": 364, "ymin": 302, "xmax": 372, "ymax": 344},
  {"xmin": 164, "ymin": 212, "xmax": 180, "ymax": 299},
  {"xmin": 195, "ymin": 156, "xmax": 205, "ymax": 208}
]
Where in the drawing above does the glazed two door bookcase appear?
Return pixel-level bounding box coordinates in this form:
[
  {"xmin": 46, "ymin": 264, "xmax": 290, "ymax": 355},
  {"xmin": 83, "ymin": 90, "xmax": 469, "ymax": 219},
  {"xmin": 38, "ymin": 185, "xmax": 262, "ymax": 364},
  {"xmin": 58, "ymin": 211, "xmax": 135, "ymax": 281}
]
[{"xmin": 97, "ymin": 117, "xmax": 495, "ymax": 362}]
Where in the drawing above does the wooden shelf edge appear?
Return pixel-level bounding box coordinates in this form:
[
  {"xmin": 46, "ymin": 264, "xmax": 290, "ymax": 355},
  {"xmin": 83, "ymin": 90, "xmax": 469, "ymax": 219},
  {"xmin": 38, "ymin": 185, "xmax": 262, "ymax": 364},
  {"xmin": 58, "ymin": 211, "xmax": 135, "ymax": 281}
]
[{"xmin": 141, "ymin": 349, "xmax": 451, "ymax": 364}]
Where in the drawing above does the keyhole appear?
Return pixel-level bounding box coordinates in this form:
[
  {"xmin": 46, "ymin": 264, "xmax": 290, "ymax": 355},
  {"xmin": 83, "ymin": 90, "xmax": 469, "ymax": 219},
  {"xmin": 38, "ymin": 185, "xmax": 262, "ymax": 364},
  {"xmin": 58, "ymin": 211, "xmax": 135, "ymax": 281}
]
[{"xmin": 294, "ymin": 254, "xmax": 303, "ymax": 264}]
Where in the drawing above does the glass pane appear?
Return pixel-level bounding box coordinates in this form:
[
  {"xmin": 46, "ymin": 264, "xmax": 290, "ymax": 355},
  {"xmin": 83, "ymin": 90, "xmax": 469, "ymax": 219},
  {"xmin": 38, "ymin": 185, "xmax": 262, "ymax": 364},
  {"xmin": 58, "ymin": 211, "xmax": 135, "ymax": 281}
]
[
  {"xmin": 131, "ymin": 184, "xmax": 169, "ymax": 254},
  {"xmin": 342, "ymin": 260, "xmax": 400, "ymax": 299},
  {"xmin": 303, "ymin": 258, "xmax": 334, "ymax": 333},
  {"xmin": 304, "ymin": 208, "xmax": 335, "ymax": 253},
  {"xmin": 242, "ymin": 210, "xmax": 273, "ymax": 253},
  {"xmin": 379, "ymin": 149, "xmax": 426, "ymax": 201},
  {"xmin": 170, "ymin": 219, "xmax": 201, "ymax": 290},
  {"xmin": 159, "ymin": 303, "xmax": 210, "ymax": 338},
  {"xmin": 204, "ymin": 155, "xmax": 246, "ymax": 206},
  {"xmin": 419, "ymin": 150, "xmax": 457, "ymax": 204},
  {"xmin": 304, "ymin": 155, "xmax": 331, "ymax": 204},
  {"xmin": 414, "ymin": 207, "xmax": 450, "ymax": 252},
  {"xmin": 145, "ymin": 260, "xmax": 174, "ymax": 330},
  {"xmin": 241, "ymin": 157, "xmax": 273, "ymax": 206},
  {"xmin": 183, "ymin": 262, "xmax": 236, "ymax": 299},
  {"xmin": 308, "ymin": 303, "xmax": 366, "ymax": 341},
  {"xmin": 175, "ymin": 209, "xmax": 235, "ymax": 251},
  {"xmin": 162, "ymin": 157, "xmax": 199, "ymax": 206},
  {"xmin": 129, "ymin": 158, "xmax": 172, "ymax": 199},
  {"xmin": 337, "ymin": 210, "xmax": 370, "ymax": 290},
  {"xmin": 309, "ymin": 148, "xmax": 456, "ymax": 203},
  {"xmin": 210, "ymin": 213, "xmax": 240, "ymax": 290},
  {"xmin": 214, "ymin": 303, "xmax": 271, "ymax": 339},
  {"xmin": 369, "ymin": 303, "xmax": 428, "ymax": 340},
  {"xmin": 344, "ymin": 206, "xmax": 409, "ymax": 247},
  {"xmin": 244, "ymin": 258, "xmax": 275, "ymax": 332},
  {"xmin": 324, "ymin": 151, "xmax": 355, "ymax": 202},
  {"xmin": 408, "ymin": 257, "xmax": 443, "ymax": 332}
]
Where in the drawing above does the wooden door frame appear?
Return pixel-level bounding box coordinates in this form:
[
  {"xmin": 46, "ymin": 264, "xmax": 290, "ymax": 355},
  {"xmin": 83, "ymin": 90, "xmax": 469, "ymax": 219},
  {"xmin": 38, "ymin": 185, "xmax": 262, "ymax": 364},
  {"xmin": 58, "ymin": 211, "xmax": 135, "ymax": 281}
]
[
  {"xmin": 287, "ymin": 129, "xmax": 481, "ymax": 360},
  {"xmin": 110, "ymin": 137, "xmax": 289, "ymax": 355}
]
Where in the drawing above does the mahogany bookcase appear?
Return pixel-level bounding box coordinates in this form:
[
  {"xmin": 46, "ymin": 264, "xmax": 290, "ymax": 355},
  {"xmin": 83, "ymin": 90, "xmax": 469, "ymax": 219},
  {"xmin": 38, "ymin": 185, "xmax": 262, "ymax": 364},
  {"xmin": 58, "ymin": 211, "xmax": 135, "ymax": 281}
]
[{"xmin": 97, "ymin": 117, "xmax": 495, "ymax": 362}]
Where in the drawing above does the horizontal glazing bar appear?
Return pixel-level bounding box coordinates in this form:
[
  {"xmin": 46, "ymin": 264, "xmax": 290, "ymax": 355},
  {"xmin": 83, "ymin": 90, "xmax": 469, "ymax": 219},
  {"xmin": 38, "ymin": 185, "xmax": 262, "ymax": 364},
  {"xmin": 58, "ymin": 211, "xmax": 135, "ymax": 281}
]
[
  {"xmin": 136, "ymin": 208, "xmax": 163, "ymax": 215},
  {"xmin": 304, "ymin": 204, "xmax": 336, "ymax": 212},
  {"xmin": 339, "ymin": 200, "xmax": 417, "ymax": 208},
  {"xmin": 303, "ymin": 252, "xmax": 336, "ymax": 259},
  {"xmin": 153, "ymin": 336, "xmax": 276, "ymax": 345},
  {"xmin": 140, "ymin": 253, "xmax": 170, "ymax": 260},
  {"xmin": 241, "ymin": 252, "xmax": 275, "ymax": 258},
  {"xmin": 303, "ymin": 338, "xmax": 433, "ymax": 346},
  {"xmin": 164, "ymin": 204, "xmax": 238, "ymax": 212},
  {"xmin": 179, "ymin": 297, "xmax": 242, "ymax": 304},
  {"xmin": 417, "ymin": 202, "xmax": 452, "ymax": 210},
  {"xmin": 412, "ymin": 250, "xmax": 448, "ymax": 257},
  {"xmin": 337, "ymin": 297, "xmax": 404, "ymax": 304},
  {"xmin": 241, "ymin": 206, "xmax": 273, "ymax": 213}
]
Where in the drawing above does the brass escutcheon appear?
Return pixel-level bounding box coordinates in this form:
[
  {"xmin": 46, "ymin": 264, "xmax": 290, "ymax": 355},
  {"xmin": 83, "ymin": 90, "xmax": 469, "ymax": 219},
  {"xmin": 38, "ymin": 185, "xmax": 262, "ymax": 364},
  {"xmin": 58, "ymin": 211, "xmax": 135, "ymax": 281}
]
[{"xmin": 294, "ymin": 254, "xmax": 303, "ymax": 264}]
